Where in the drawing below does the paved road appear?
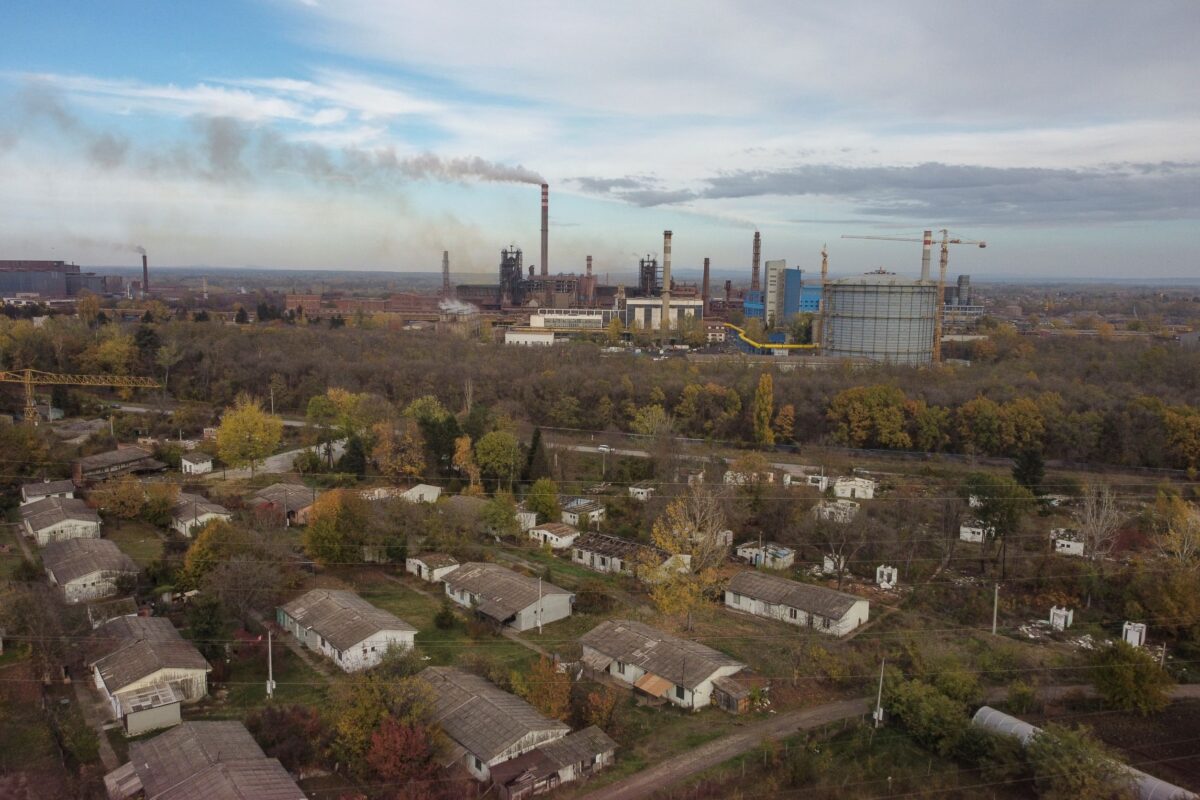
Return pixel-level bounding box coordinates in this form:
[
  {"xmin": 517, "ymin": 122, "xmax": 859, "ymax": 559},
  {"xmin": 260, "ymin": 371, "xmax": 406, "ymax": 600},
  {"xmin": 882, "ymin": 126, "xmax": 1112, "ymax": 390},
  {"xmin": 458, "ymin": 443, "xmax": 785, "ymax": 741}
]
[
  {"xmin": 578, "ymin": 698, "xmax": 870, "ymax": 800},
  {"xmin": 113, "ymin": 403, "xmax": 309, "ymax": 428},
  {"xmin": 205, "ymin": 439, "xmax": 345, "ymax": 480}
]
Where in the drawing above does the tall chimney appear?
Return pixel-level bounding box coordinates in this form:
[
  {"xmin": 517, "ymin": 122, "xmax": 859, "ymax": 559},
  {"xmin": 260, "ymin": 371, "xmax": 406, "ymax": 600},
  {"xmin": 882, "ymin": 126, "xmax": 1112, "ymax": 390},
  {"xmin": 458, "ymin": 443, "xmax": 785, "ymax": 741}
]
[
  {"xmin": 540, "ymin": 183, "xmax": 549, "ymax": 277},
  {"xmin": 920, "ymin": 229, "xmax": 932, "ymax": 282},
  {"xmin": 660, "ymin": 230, "xmax": 672, "ymax": 337},
  {"xmin": 141, "ymin": 253, "xmax": 149, "ymax": 298},
  {"xmin": 724, "ymin": 279, "xmax": 732, "ymax": 302},
  {"xmin": 701, "ymin": 257, "xmax": 711, "ymax": 309},
  {"xmin": 586, "ymin": 255, "xmax": 592, "ymax": 276},
  {"xmin": 751, "ymin": 232, "xmax": 761, "ymax": 291},
  {"xmin": 442, "ymin": 250, "xmax": 450, "ymax": 296}
]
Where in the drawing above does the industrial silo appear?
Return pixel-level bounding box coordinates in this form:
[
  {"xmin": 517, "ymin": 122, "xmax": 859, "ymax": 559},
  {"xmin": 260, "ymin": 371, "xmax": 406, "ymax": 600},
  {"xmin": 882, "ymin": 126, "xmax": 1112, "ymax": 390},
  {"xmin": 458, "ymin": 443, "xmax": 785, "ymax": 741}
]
[{"xmin": 821, "ymin": 270, "xmax": 938, "ymax": 365}]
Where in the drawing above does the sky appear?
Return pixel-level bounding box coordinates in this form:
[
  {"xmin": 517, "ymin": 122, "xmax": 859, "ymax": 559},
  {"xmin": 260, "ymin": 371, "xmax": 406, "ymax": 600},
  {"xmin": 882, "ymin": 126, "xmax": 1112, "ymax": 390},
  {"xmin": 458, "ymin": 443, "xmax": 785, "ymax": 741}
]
[{"xmin": 0, "ymin": 1, "xmax": 1197, "ymax": 280}]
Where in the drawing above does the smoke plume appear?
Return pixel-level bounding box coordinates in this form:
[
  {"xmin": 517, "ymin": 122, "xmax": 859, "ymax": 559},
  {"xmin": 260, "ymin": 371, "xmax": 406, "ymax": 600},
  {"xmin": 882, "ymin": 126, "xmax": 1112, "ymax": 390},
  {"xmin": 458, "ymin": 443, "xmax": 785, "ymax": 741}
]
[{"xmin": 438, "ymin": 298, "xmax": 478, "ymax": 314}]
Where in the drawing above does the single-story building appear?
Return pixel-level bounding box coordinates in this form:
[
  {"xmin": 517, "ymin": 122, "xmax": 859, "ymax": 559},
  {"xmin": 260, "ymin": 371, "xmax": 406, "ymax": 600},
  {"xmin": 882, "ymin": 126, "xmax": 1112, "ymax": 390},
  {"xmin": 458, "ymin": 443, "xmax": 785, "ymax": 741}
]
[
  {"xmin": 506, "ymin": 328, "xmax": 558, "ymax": 347},
  {"xmin": 251, "ymin": 482, "xmax": 318, "ymax": 526},
  {"xmin": 401, "ymin": 483, "xmax": 443, "ymax": 503},
  {"xmin": 169, "ymin": 492, "xmax": 232, "ymax": 537},
  {"xmin": 406, "ymin": 553, "xmax": 460, "ymax": 583},
  {"xmin": 724, "ymin": 470, "xmax": 775, "ymax": 486},
  {"xmin": 1051, "ymin": 528, "xmax": 1086, "ymax": 557},
  {"xmin": 515, "ymin": 503, "xmax": 539, "ymax": 532},
  {"xmin": 103, "ymin": 721, "xmax": 306, "ymax": 800},
  {"xmin": 812, "ymin": 499, "xmax": 860, "ymax": 523},
  {"xmin": 418, "ymin": 666, "xmax": 571, "ymax": 782},
  {"xmin": 803, "ymin": 474, "xmax": 830, "ymax": 492},
  {"xmin": 21, "ymin": 496, "xmax": 102, "ymax": 546},
  {"xmin": 529, "ymin": 522, "xmax": 580, "ymax": 550},
  {"xmin": 833, "ymin": 476, "xmax": 876, "ymax": 500},
  {"xmin": 72, "ymin": 446, "xmax": 165, "ymax": 484},
  {"xmin": 561, "ymin": 497, "xmax": 606, "ymax": 528},
  {"xmin": 570, "ymin": 532, "xmax": 691, "ymax": 579},
  {"xmin": 725, "ymin": 570, "xmax": 870, "ymax": 637},
  {"xmin": 959, "ymin": 520, "xmax": 991, "ymax": 543},
  {"xmin": 579, "ymin": 619, "xmax": 748, "ymax": 711},
  {"xmin": 42, "ymin": 538, "xmax": 138, "ymax": 604},
  {"xmin": 628, "ymin": 481, "xmax": 655, "ymax": 502},
  {"xmin": 88, "ymin": 616, "xmax": 209, "ymax": 720},
  {"xmin": 491, "ymin": 726, "xmax": 617, "ymax": 800},
  {"xmin": 179, "ymin": 451, "xmax": 213, "ymax": 476},
  {"xmin": 277, "ymin": 588, "xmax": 417, "ymax": 672},
  {"xmin": 735, "ymin": 541, "xmax": 795, "ymax": 570},
  {"xmin": 112, "ymin": 681, "xmax": 182, "ymax": 737},
  {"xmin": 443, "ymin": 563, "xmax": 574, "ymax": 632},
  {"xmin": 19, "ymin": 478, "xmax": 76, "ymax": 506}
]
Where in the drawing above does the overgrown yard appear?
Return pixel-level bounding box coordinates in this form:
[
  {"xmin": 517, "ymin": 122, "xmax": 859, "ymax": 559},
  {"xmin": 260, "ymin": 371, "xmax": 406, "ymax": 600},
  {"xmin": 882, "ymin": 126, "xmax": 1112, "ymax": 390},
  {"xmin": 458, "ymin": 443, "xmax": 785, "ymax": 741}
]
[
  {"xmin": 104, "ymin": 520, "xmax": 165, "ymax": 567},
  {"xmin": 0, "ymin": 524, "xmax": 26, "ymax": 580},
  {"xmin": 186, "ymin": 639, "xmax": 330, "ymax": 719}
]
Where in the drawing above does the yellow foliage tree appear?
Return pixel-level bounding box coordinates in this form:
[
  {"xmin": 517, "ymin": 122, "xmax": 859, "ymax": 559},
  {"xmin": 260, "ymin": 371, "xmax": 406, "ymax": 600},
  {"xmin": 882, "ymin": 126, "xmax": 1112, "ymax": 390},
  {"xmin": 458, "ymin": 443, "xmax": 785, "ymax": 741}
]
[
  {"xmin": 371, "ymin": 420, "xmax": 426, "ymax": 484},
  {"xmin": 452, "ymin": 434, "xmax": 482, "ymax": 494},
  {"xmin": 217, "ymin": 394, "xmax": 283, "ymax": 475}
]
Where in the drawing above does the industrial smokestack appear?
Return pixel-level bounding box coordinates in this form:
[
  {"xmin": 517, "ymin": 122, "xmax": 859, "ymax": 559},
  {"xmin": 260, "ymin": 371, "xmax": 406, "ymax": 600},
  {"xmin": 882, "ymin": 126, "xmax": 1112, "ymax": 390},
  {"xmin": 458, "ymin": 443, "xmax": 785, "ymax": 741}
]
[
  {"xmin": 751, "ymin": 232, "xmax": 761, "ymax": 291},
  {"xmin": 141, "ymin": 253, "xmax": 149, "ymax": 298},
  {"xmin": 724, "ymin": 279, "xmax": 732, "ymax": 302},
  {"xmin": 661, "ymin": 230, "xmax": 672, "ymax": 337},
  {"xmin": 442, "ymin": 250, "xmax": 450, "ymax": 296},
  {"xmin": 540, "ymin": 183, "xmax": 549, "ymax": 277},
  {"xmin": 586, "ymin": 255, "xmax": 592, "ymax": 276},
  {"xmin": 920, "ymin": 230, "xmax": 932, "ymax": 282},
  {"xmin": 702, "ymin": 257, "xmax": 710, "ymax": 308}
]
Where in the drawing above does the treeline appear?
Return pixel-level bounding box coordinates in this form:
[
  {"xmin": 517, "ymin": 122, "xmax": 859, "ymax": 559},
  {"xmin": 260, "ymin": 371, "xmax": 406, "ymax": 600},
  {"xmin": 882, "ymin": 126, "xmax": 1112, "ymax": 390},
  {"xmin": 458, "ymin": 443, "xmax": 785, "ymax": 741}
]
[{"xmin": 1, "ymin": 315, "xmax": 1198, "ymax": 470}]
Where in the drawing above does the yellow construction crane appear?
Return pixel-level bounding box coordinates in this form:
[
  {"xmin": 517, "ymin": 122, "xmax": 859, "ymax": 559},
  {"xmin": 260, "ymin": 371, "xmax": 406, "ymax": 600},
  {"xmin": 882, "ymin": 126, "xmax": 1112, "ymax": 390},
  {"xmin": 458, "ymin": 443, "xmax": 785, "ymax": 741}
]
[
  {"xmin": 0, "ymin": 368, "xmax": 160, "ymax": 425},
  {"xmin": 840, "ymin": 229, "xmax": 987, "ymax": 362}
]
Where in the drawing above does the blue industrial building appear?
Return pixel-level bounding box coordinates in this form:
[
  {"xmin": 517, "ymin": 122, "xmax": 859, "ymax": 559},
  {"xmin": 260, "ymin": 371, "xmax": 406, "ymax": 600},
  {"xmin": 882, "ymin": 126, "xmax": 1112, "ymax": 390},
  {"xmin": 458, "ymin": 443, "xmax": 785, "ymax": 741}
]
[{"xmin": 744, "ymin": 272, "xmax": 821, "ymax": 323}]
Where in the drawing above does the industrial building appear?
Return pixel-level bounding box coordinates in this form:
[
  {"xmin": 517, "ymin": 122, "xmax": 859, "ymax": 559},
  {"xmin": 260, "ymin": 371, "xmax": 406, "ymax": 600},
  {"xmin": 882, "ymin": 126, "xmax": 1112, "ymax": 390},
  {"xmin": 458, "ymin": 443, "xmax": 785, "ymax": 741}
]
[{"xmin": 820, "ymin": 270, "xmax": 940, "ymax": 365}]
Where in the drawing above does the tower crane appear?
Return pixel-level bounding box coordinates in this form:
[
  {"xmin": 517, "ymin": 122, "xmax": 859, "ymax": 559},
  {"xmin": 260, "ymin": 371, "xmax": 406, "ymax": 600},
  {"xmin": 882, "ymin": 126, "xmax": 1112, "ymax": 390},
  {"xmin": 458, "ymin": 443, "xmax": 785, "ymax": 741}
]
[
  {"xmin": 840, "ymin": 229, "xmax": 987, "ymax": 362},
  {"xmin": 0, "ymin": 368, "xmax": 160, "ymax": 425}
]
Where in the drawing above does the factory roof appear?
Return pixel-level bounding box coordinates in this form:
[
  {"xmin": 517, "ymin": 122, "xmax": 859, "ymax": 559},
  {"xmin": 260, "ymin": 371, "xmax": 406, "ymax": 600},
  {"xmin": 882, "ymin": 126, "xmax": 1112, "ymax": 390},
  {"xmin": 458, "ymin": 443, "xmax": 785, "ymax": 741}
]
[
  {"xmin": 830, "ymin": 271, "xmax": 931, "ymax": 287},
  {"xmin": 20, "ymin": 496, "xmax": 100, "ymax": 531},
  {"xmin": 579, "ymin": 619, "xmax": 744, "ymax": 690},
  {"xmin": 279, "ymin": 589, "xmax": 415, "ymax": 651},
  {"xmin": 418, "ymin": 666, "xmax": 569, "ymax": 763},
  {"xmin": 728, "ymin": 571, "xmax": 863, "ymax": 620},
  {"xmin": 443, "ymin": 563, "xmax": 571, "ymax": 623},
  {"xmin": 108, "ymin": 721, "xmax": 305, "ymax": 800},
  {"xmin": 42, "ymin": 538, "xmax": 137, "ymax": 585}
]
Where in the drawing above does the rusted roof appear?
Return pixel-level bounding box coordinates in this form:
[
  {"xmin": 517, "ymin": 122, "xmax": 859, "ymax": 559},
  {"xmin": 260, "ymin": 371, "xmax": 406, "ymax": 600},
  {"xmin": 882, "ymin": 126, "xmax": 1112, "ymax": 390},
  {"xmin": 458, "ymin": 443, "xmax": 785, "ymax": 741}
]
[
  {"xmin": 418, "ymin": 666, "xmax": 569, "ymax": 763},
  {"xmin": 728, "ymin": 570, "xmax": 863, "ymax": 620},
  {"xmin": 279, "ymin": 589, "xmax": 415, "ymax": 651},
  {"xmin": 42, "ymin": 538, "xmax": 136, "ymax": 585},
  {"xmin": 579, "ymin": 619, "xmax": 744, "ymax": 690},
  {"xmin": 572, "ymin": 532, "xmax": 668, "ymax": 563}
]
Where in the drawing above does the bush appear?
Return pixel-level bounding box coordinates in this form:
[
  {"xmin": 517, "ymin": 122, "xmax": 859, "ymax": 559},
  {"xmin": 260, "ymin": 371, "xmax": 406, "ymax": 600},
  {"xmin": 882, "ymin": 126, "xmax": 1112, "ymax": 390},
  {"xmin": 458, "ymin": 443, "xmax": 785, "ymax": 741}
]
[
  {"xmin": 1005, "ymin": 679, "xmax": 1040, "ymax": 714},
  {"xmin": 1090, "ymin": 639, "xmax": 1173, "ymax": 715},
  {"xmin": 434, "ymin": 598, "xmax": 458, "ymax": 630},
  {"xmin": 884, "ymin": 679, "xmax": 969, "ymax": 756}
]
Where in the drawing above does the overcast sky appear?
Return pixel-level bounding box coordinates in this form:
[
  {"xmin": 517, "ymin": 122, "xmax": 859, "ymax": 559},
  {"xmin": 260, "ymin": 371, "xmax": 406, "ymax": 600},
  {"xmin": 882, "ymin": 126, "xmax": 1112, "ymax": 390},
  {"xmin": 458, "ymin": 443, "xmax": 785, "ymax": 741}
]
[{"xmin": 0, "ymin": 1, "xmax": 1197, "ymax": 279}]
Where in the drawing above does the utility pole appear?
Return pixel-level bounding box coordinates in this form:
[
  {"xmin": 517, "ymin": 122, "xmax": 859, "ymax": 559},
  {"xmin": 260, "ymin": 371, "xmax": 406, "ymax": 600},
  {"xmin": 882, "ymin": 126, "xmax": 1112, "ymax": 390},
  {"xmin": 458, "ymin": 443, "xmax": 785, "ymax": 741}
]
[
  {"xmin": 992, "ymin": 583, "xmax": 999, "ymax": 635},
  {"xmin": 537, "ymin": 577, "xmax": 543, "ymax": 635},
  {"xmin": 873, "ymin": 658, "xmax": 886, "ymax": 728},
  {"xmin": 266, "ymin": 630, "xmax": 275, "ymax": 698}
]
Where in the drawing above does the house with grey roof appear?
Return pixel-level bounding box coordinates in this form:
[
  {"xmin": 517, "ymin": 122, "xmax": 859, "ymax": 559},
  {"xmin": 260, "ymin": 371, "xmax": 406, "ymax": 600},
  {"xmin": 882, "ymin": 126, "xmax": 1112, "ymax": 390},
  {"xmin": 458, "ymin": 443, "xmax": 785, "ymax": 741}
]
[
  {"xmin": 442, "ymin": 563, "xmax": 573, "ymax": 632},
  {"xmin": 490, "ymin": 726, "xmax": 617, "ymax": 800},
  {"xmin": 579, "ymin": 619, "xmax": 747, "ymax": 711},
  {"xmin": 725, "ymin": 570, "xmax": 869, "ymax": 637},
  {"xmin": 20, "ymin": 496, "xmax": 101, "ymax": 546},
  {"xmin": 528, "ymin": 521, "xmax": 580, "ymax": 550},
  {"xmin": 42, "ymin": 538, "xmax": 137, "ymax": 604},
  {"xmin": 170, "ymin": 492, "xmax": 233, "ymax": 537},
  {"xmin": 406, "ymin": 552, "xmax": 460, "ymax": 583},
  {"xmin": 19, "ymin": 478, "xmax": 76, "ymax": 506},
  {"xmin": 251, "ymin": 482, "xmax": 318, "ymax": 526},
  {"xmin": 72, "ymin": 445, "xmax": 164, "ymax": 484},
  {"xmin": 179, "ymin": 451, "xmax": 213, "ymax": 476},
  {"xmin": 103, "ymin": 721, "xmax": 306, "ymax": 800},
  {"xmin": 88, "ymin": 616, "xmax": 209, "ymax": 720},
  {"xmin": 277, "ymin": 588, "xmax": 416, "ymax": 672},
  {"xmin": 418, "ymin": 666, "xmax": 570, "ymax": 782}
]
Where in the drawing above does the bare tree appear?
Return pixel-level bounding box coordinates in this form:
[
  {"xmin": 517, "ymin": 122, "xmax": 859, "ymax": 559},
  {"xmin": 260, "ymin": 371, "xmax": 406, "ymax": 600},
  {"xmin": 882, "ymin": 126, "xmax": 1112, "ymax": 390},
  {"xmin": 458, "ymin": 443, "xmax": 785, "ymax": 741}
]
[
  {"xmin": 1157, "ymin": 503, "xmax": 1200, "ymax": 566},
  {"xmin": 807, "ymin": 516, "xmax": 872, "ymax": 590},
  {"xmin": 1079, "ymin": 484, "xmax": 1122, "ymax": 560},
  {"xmin": 203, "ymin": 556, "xmax": 286, "ymax": 626}
]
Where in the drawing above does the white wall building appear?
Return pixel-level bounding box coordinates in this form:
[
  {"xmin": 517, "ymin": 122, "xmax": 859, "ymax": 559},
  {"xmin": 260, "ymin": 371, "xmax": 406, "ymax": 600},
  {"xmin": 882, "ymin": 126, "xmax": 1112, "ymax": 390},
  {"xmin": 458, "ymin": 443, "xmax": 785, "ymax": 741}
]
[
  {"xmin": 179, "ymin": 452, "xmax": 213, "ymax": 476},
  {"xmin": 401, "ymin": 483, "xmax": 442, "ymax": 503},
  {"xmin": 443, "ymin": 563, "xmax": 574, "ymax": 632},
  {"xmin": 622, "ymin": 297, "xmax": 705, "ymax": 331},
  {"xmin": 561, "ymin": 497, "xmax": 605, "ymax": 528},
  {"xmin": 21, "ymin": 497, "xmax": 101, "ymax": 546},
  {"xmin": 505, "ymin": 328, "xmax": 557, "ymax": 346},
  {"xmin": 277, "ymin": 589, "xmax": 416, "ymax": 672},
  {"xmin": 43, "ymin": 538, "xmax": 138, "ymax": 604},
  {"xmin": 812, "ymin": 499, "xmax": 860, "ymax": 523},
  {"xmin": 735, "ymin": 541, "xmax": 795, "ymax": 570},
  {"xmin": 19, "ymin": 479, "xmax": 76, "ymax": 506},
  {"xmin": 726, "ymin": 571, "xmax": 869, "ymax": 637},
  {"xmin": 406, "ymin": 553, "xmax": 460, "ymax": 583},
  {"xmin": 833, "ymin": 477, "xmax": 876, "ymax": 500},
  {"xmin": 528, "ymin": 522, "xmax": 580, "ymax": 550},
  {"xmin": 628, "ymin": 482, "xmax": 655, "ymax": 502},
  {"xmin": 1051, "ymin": 529, "xmax": 1086, "ymax": 557},
  {"xmin": 959, "ymin": 520, "xmax": 991, "ymax": 543},
  {"xmin": 170, "ymin": 493, "xmax": 233, "ymax": 537}
]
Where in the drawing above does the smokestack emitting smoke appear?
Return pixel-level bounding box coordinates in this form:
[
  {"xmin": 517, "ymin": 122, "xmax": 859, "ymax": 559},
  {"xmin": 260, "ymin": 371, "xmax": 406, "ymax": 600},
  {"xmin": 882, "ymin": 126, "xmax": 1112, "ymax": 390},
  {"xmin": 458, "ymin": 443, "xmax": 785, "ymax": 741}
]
[
  {"xmin": 142, "ymin": 253, "xmax": 149, "ymax": 297},
  {"xmin": 920, "ymin": 229, "xmax": 932, "ymax": 282},
  {"xmin": 442, "ymin": 250, "xmax": 450, "ymax": 296},
  {"xmin": 702, "ymin": 257, "xmax": 711, "ymax": 307},
  {"xmin": 540, "ymin": 183, "xmax": 549, "ymax": 277},
  {"xmin": 661, "ymin": 230, "xmax": 672, "ymax": 337},
  {"xmin": 751, "ymin": 231, "xmax": 761, "ymax": 291}
]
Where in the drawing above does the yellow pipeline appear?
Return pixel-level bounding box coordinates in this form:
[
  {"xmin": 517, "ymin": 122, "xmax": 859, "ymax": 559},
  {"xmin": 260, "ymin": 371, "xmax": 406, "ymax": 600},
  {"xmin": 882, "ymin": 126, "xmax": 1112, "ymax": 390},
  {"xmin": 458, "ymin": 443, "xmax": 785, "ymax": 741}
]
[{"xmin": 722, "ymin": 322, "xmax": 819, "ymax": 350}]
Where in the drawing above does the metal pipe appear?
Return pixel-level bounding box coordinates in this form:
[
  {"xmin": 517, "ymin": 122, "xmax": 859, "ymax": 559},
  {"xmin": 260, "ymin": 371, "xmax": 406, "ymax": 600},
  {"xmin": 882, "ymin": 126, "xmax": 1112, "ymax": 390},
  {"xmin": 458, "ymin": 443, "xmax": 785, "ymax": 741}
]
[
  {"xmin": 661, "ymin": 230, "xmax": 672, "ymax": 338},
  {"xmin": 751, "ymin": 232, "xmax": 761, "ymax": 291},
  {"xmin": 540, "ymin": 183, "xmax": 549, "ymax": 276}
]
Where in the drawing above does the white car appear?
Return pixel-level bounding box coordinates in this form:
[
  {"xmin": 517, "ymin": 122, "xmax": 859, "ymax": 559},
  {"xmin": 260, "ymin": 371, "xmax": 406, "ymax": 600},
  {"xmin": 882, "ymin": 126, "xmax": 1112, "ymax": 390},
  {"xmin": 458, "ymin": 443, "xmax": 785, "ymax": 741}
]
[{"xmin": 597, "ymin": 445, "xmax": 613, "ymax": 453}]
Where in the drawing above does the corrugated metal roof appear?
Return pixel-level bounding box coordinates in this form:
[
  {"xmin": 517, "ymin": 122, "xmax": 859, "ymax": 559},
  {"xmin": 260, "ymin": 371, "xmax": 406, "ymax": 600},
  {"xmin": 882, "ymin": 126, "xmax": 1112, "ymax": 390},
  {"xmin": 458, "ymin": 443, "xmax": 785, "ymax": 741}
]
[
  {"xmin": 443, "ymin": 563, "xmax": 571, "ymax": 623},
  {"xmin": 279, "ymin": 589, "xmax": 415, "ymax": 651},
  {"xmin": 42, "ymin": 538, "xmax": 136, "ymax": 585},
  {"xmin": 728, "ymin": 571, "xmax": 862, "ymax": 620},
  {"xmin": 171, "ymin": 493, "xmax": 232, "ymax": 525},
  {"xmin": 410, "ymin": 552, "xmax": 459, "ymax": 569},
  {"xmin": 89, "ymin": 616, "xmax": 208, "ymax": 693},
  {"xmin": 76, "ymin": 446, "xmax": 154, "ymax": 470},
  {"xmin": 20, "ymin": 479, "xmax": 75, "ymax": 499},
  {"xmin": 251, "ymin": 483, "xmax": 316, "ymax": 513},
  {"xmin": 419, "ymin": 666, "xmax": 569, "ymax": 763},
  {"xmin": 20, "ymin": 496, "xmax": 100, "ymax": 531},
  {"xmin": 579, "ymin": 620, "xmax": 744, "ymax": 690}
]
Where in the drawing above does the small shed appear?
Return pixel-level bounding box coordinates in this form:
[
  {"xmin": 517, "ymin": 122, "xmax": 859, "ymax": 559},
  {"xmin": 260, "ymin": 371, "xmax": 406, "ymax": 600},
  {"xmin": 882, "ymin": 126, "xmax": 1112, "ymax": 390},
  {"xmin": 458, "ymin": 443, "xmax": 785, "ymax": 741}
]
[
  {"xmin": 180, "ymin": 452, "xmax": 213, "ymax": 476},
  {"xmin": 114, "ymin": 681, "xmax": 182, "ymax": 736}
]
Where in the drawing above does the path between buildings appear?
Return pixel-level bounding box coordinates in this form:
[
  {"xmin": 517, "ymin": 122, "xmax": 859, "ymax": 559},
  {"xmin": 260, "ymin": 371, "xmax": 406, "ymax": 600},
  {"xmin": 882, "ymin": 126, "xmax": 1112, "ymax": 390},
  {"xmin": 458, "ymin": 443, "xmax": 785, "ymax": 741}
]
[{"xmin": 72, "ymin": 679, "xmax": 120, "ymax": 771}]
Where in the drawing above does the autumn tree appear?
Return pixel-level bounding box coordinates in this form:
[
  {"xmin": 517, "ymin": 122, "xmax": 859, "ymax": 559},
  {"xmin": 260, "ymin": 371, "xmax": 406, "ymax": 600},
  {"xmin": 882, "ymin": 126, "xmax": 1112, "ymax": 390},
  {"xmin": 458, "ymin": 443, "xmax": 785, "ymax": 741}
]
[
  {"xmin": 826, "ymin": 385, "xmax": 912, "ymax": 449},
  {"xmin": 511, "ymin": 656, "xmax": 571, "ymax": 720},
  {"xmin": 217, "ymin": 394, "xmax": 283, "ymax": 475},
  {"xmin": 141, "ymin": 482, "xmax": 180, "ymax": 527},
  {"xmin": 1156, "ymin": 501, "xmax": 1200, "ymax": 565},
  {"xmin": 772, "ymin": 403, "xmax": 795, "ymax": 444},
  {"xmin": 181, "ymin": 519, "xmax": 258, "ymax": 588},
  {"xmin": 203, "ymin": 555, "xmax": 287, "ymax": 625},
  {"xmin": 246, "ymin": 705, "xmax": 328, "ymax": 772},
  {"xmin": 304, "ymin": 489, "xmax": 370, "ymax": 566},
  {"xmin": 328, "ymin": 672, "xmax": 436, "ymax": 778},
  {"xmin": 76, "ymin": 292, "xmax": 101, "ymax": 326},
  {"xmin": 366, "ymin": 715, "xmax": 439, "ymax": 785},
  {"xmin": 475, "ymin": 430, "xmax": 521, "ymax": 490},
  {"xmin": 91, "ymin": 473, "xmax": 145, "ymax": 524},
  {"xmin": 1090, "ymin": 640, "xmax": 1174, "ymax": 715},
  {"xmin": 481, "ymin": 491, "xmax": 521, "ymax": 539},
  {"xmin": 643, "ymin": 487, "xmax": 728, "ymax": 626},
  {"xmin": 751, "ymin": 372, "xmax": 775, "ymax": 447},
  {"xmin": 372, "ymin": 420, "xmax": 426, "ymax": 484},
  {"xmin": 452, "ymin": 434, "xmax": 482, "ymax": 494},
  {"xmin": 582, "ymin": 686, "xmax": 622, "ymax": 735},
  {"xmin": 630, "ymin": 404, "xmax": 671, "ymax": 436},
  {"xmin": 963, "ymin": 473, "xmax": 1033, "ymax": 578},
  {"xmin": 526, "ymin": 477, "xmax": 560, "ymax": 523}
]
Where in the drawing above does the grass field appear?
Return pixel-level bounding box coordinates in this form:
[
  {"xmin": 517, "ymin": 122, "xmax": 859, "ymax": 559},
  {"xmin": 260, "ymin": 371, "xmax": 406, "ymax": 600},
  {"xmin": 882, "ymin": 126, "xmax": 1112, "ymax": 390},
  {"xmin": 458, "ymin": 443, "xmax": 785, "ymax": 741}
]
[
  {"xmin": 185, "ymin": 640, "xmax": 330, "ymax": 720},
  {"xmin": 104, "ymin": 521, "xmax": 165, "ymax": 566}
]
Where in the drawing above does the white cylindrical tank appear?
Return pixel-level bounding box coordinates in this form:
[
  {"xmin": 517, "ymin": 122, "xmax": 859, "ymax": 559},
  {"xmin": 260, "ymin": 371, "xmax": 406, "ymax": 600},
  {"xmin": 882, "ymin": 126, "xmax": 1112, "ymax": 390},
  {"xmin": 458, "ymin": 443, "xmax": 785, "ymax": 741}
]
[{"xmin": 821, "ymin": 271, "xmax": 938, "ymax": 365}]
